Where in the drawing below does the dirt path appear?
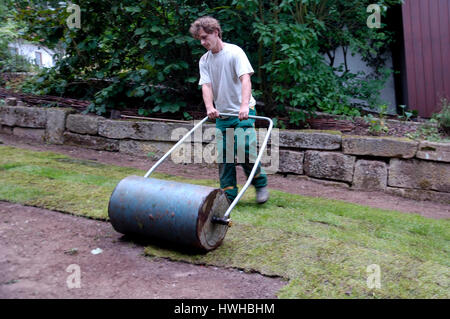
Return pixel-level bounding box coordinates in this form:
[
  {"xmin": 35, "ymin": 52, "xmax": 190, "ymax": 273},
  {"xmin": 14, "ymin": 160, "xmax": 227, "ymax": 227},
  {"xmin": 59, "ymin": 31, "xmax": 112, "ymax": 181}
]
[
  {"xmin": 0, "ymin": 201, "xmax": 285, "ymax": 299},
  {"xmin": 1, "ymin": 133, "xmax": 448, "ymax": 219}
]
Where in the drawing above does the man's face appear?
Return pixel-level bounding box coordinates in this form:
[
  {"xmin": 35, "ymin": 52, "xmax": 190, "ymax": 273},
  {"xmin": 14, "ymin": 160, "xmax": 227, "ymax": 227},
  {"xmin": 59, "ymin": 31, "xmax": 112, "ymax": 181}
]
[{"xmin": 198, "ymin": 28, "xmax": 219, "ymax": 51}]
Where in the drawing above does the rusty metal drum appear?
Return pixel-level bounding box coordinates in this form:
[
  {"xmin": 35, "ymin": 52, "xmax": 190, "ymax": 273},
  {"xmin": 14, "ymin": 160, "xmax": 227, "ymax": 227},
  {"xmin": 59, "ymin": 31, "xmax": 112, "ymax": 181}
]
[{"xmin": 108, "ymin": 176, "xmax": 230, "ymax": 251}]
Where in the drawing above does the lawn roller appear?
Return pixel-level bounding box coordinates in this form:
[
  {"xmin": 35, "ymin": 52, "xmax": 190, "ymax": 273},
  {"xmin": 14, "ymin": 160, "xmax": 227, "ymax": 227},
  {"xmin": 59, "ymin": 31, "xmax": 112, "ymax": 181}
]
[{"xmin": 108, "ymin": 113, "xmax": 273, "ymax": 251}]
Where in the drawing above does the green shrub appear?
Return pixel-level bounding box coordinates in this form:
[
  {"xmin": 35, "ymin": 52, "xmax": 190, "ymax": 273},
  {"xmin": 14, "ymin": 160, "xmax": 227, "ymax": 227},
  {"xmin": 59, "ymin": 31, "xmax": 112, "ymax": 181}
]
[
  {"xmin": 434, "ymin": 98, "xmax": 450, "ymax": 135},
  {"xmin": 0, "ymin": 52, "xmax": 36, "ymax": 73},
  {"xmin": 363, "ymin": 104, "xmax": 389, "ymax": 135},
  {"xmin": 15, "ymin": 0, "xmax": 402, "ymax": 119},
  {"xmin": 234, "ymin": 0, "xmax": 400, "ymax": 122},
  {"xmin": 0, "ymin": 0, "xmax": 36, "ymax": 73},
  {"xmin": 405, "ymin": 117, "xmax": 449, "ymax": 142}
]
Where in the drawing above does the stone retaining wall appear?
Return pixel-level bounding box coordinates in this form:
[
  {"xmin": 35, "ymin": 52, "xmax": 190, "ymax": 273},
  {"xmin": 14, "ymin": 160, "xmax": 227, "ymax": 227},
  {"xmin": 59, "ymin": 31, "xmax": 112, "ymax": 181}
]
[{"xmin": 1, "ymin": 103, "xmax": 449, "ymax": 204}]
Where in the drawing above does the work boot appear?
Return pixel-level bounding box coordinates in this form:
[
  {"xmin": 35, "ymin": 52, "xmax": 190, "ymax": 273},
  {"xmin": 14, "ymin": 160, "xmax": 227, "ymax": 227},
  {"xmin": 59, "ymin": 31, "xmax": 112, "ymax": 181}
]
[{"xmin": 256, "ymin": 186, "xmax": 269, "ymax": 204}]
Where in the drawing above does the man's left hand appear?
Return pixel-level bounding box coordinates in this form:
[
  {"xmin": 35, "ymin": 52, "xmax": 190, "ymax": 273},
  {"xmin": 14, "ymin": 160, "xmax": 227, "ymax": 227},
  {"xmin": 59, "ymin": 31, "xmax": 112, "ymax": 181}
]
[{"xmin": 239, "ymin": 105, "xmax": 249, "ymax": 120}]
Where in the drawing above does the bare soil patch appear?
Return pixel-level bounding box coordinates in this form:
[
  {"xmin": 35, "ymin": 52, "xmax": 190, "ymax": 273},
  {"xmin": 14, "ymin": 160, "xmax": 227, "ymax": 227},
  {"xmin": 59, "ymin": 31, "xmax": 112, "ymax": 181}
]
[{"xmin": 0, "ymin": 201, "xmax": 285, "ymax": 299}]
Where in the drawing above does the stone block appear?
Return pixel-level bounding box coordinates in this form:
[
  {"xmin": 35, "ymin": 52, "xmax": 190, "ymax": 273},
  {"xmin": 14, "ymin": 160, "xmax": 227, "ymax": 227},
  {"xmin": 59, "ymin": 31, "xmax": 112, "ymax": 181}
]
[
  {"xmin": 66, "ymin": 114, "xmax": 101, "ymax": 135},
  {"xmin": 0, "ymin": 105, "xmax": 47, "ymax": 128},
  {"xmin": 99, "ymin": 119, "xmax": 216, "ymax": 142},
  {"xmin": 5, "ymin": 97, "xmax": 17, "ymax": 106},
  {"xmin": 389, "ymin": 158, "xmax": 450, "ymax": 192},
  {"xmin": 13, "ymin": 127, "xmax": 46, "ymax": 141},
  {"xmin": 63, "ymin": 132, "xmax": 119, "ymax": 151},
  {"xmin": 300, "ymin": 175, "xmax": 350, "ymax": 189},
  {"xmin": 46, "ymin": 108, "xmax": 74, "ymax": 144},
  {"xmin": 342, "ymin": 135, "xmax": 418, "ymax": 158},
  {"xmin": 279, "ymin": 130, "xmax": 341, "ymax": 150},
  {"xmin": 352, "ymin": 160, "xmax": 387, "ymax": 190},
  {"xmin": 304, "ymin": 151, "xmax": 355, "ymax": 183},
  {"xmin": 278, "ymin": 150, "xmax": 304, "ymax": 174},
  {"xmin": 0, "ymin": 125, "xmax": 13, "ymax": 134},
  {"xmin": 119, "ymin": 140, "xmax": 175, "ymax": 160},
  {"xmin": 416, "ymin": 141, "xmax": 450, "ymax": 163}
]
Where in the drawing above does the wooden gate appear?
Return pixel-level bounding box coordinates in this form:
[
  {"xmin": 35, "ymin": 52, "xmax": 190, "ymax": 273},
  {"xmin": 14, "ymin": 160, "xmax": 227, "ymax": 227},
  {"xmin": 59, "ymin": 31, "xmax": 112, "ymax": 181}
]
[{"xmin": 402, "ymin": 0, "xmax": 450, "ymax": 117}]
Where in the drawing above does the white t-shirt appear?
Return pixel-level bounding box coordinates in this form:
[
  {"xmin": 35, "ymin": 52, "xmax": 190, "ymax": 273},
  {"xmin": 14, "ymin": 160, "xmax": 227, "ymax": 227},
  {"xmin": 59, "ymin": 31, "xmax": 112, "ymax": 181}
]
[{"xmin": 198, "ymin": 43, "xmax": 256, "ymax": 114}]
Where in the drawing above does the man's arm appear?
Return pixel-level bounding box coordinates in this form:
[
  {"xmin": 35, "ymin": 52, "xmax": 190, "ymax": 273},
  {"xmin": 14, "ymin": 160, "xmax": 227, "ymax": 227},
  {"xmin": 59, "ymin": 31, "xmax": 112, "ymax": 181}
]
[
  {"xmin": 202, "ymin": 83, "xmax": 219, "ymax": 119},
  {"xmin": 239, "ymin": 73, "xmax": 252, "ymax": 120}
]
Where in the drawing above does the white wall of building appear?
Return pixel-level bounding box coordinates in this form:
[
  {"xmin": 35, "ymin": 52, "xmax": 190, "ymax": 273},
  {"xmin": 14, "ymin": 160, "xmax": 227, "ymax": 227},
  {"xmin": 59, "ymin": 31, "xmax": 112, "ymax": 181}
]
[
  {"xmin": 324, "ymin": 47, "xmax": 397, "ymax": 114},
  {"xmin": 8, "ymin": 40, "xmax": 56, "ymax": 68}
]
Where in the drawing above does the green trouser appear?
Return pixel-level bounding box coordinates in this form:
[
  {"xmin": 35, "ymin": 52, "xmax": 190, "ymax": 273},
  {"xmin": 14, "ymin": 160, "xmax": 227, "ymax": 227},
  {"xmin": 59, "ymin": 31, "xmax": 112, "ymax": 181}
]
[{"xmin": 216, "ymin": 108, "xmax": 267, "ymax": 202}]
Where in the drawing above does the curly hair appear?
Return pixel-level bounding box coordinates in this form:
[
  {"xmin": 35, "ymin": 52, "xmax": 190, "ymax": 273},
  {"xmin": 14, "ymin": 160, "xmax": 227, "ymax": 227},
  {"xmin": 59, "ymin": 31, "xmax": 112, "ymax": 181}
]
[{"xmin": 189, "ymin": 16, "xmax": 222, "ymax": 39}]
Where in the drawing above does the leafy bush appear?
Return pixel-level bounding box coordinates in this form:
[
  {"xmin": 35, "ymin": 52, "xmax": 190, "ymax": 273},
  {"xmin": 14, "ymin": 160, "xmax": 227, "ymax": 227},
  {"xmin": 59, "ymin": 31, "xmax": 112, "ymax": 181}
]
[
  {"xmin": 234, "ymin": 0, "xmax": 401, "ymax": 123},
  {"xmin": 405, "ymin": 99, "xmax": 450, "ymax": 142},
  {"xmin": 0, "ymin": 51, "xmax": 36, "ymax": 73},
  {"xmin": 0, "ymin": 1, "xmax": 36, "ymax": 73},
  {"xmin": 406, "ymin": 120, "xmax": 444, "ymax": 142},
  {"xmin": 434, "ymin": 98, "xmax": 450, "ymax": 135},
  {"xmin": 363, "ymin": 104, "xmax": 389, "ymax": 135},
  {"xmin": 16, "ymin": 1, "xmax": 229, "ymax": 116},
  {"xmin": 14, "ymin": 0, "xmax": 402, "ymax": 119}
]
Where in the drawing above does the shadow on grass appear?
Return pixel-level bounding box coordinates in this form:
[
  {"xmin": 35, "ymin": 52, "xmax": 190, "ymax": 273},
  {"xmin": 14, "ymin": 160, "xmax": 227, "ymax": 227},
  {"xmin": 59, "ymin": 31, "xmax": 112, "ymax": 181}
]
[{"xmin": 118, "ymin": 234, "xmax": 212, "ymax": 256}]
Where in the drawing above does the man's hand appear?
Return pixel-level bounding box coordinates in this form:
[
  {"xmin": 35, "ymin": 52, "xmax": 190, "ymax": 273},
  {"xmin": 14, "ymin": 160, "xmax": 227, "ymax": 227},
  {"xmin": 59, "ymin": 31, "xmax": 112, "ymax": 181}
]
[
  {"xmin": 239, "ymin": 105, "xmax": 249, "ymax": 120},
  {"xmin": 202, "ymin": 84, "xmax": 219, "ymax": 120},
  {"xmin": 207, "ymin": 107, "xmax": 220, "ymax": 120}
]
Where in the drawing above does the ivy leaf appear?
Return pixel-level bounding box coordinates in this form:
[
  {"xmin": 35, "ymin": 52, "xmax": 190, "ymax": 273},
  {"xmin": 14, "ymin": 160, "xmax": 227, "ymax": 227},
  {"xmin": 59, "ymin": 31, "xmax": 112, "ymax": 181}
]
[
  {"xmin": 135, "ymin": 28, "xmax": 146, "ymax": 36},
  {"xmin": 150, "ymin": 26, "xmax": 162, "ymax": 33},
  {"xmin": 125, "ymin": 6, "xmax": 141, "ymax": 13},
  {"xmin": 185, "ymin": 77, "xmax": 197, "ymax": 83},
  {"xmin": 138, "ymin": 38, "xmax": 150, "ymax": 49}
]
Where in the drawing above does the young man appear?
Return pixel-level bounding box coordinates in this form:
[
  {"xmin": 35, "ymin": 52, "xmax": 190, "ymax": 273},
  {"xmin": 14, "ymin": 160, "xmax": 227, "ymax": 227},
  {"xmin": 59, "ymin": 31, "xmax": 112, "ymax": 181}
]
[{"xmin": 189, "ymin": 16, "xmax": 269, "ymax": 204}]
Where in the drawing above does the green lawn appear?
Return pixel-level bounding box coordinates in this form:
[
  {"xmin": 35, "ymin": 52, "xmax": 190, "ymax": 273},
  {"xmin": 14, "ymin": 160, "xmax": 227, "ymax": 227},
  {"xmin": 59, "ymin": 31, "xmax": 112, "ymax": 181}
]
[{"xmin": 0, "ymin": 145, "xmax": 448, "ymax": 298}]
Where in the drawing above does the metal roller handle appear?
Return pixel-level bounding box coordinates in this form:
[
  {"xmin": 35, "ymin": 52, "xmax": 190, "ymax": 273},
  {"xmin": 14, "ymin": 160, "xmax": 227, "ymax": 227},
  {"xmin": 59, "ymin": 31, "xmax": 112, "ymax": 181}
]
[
  {"xmin": 144, "ymin": 112, "xmax": 273, "ymax": 226},
  {"xmin": 144, "ymin": 116, "xmax": 210, "ymax": 178}
]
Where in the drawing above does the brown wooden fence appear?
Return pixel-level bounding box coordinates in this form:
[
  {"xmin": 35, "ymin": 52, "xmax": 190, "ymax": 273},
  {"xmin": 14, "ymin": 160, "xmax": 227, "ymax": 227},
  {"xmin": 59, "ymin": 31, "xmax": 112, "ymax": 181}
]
[{"xmin": 402, "ymin": 0, "xmax": 450, "ymax": 117}]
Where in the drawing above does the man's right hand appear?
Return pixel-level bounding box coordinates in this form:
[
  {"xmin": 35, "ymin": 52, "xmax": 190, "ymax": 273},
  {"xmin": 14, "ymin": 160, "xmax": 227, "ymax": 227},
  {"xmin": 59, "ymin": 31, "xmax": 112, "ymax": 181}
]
[
  {"xmin": 206, "ymin": 107, "xmax": 220, "ymax": 120},
  {"xmin": 202, "ymin": 84, "xmax": 219, "ymax": 120}
]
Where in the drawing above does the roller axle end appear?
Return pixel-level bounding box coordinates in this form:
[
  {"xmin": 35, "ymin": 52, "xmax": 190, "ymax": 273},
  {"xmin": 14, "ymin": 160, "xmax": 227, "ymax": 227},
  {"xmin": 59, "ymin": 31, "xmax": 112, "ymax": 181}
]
[{"xmin": 212, "ymin": 216, "xmax": 232, "ymax": 227}]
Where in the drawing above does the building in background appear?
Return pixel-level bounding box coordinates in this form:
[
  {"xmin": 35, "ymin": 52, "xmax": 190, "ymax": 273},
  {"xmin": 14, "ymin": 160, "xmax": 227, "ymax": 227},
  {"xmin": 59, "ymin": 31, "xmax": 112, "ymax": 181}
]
[
  {"xmin": 8, "ymin": 39, "xmax": 56, "ymax": 68},
  {"xmin": 327, "ymin": 0, "xmax": 449, "ymax": 118},
  {"xmin": 325, "ymin": 48, "xmax": 398, "ymax": 115}
]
